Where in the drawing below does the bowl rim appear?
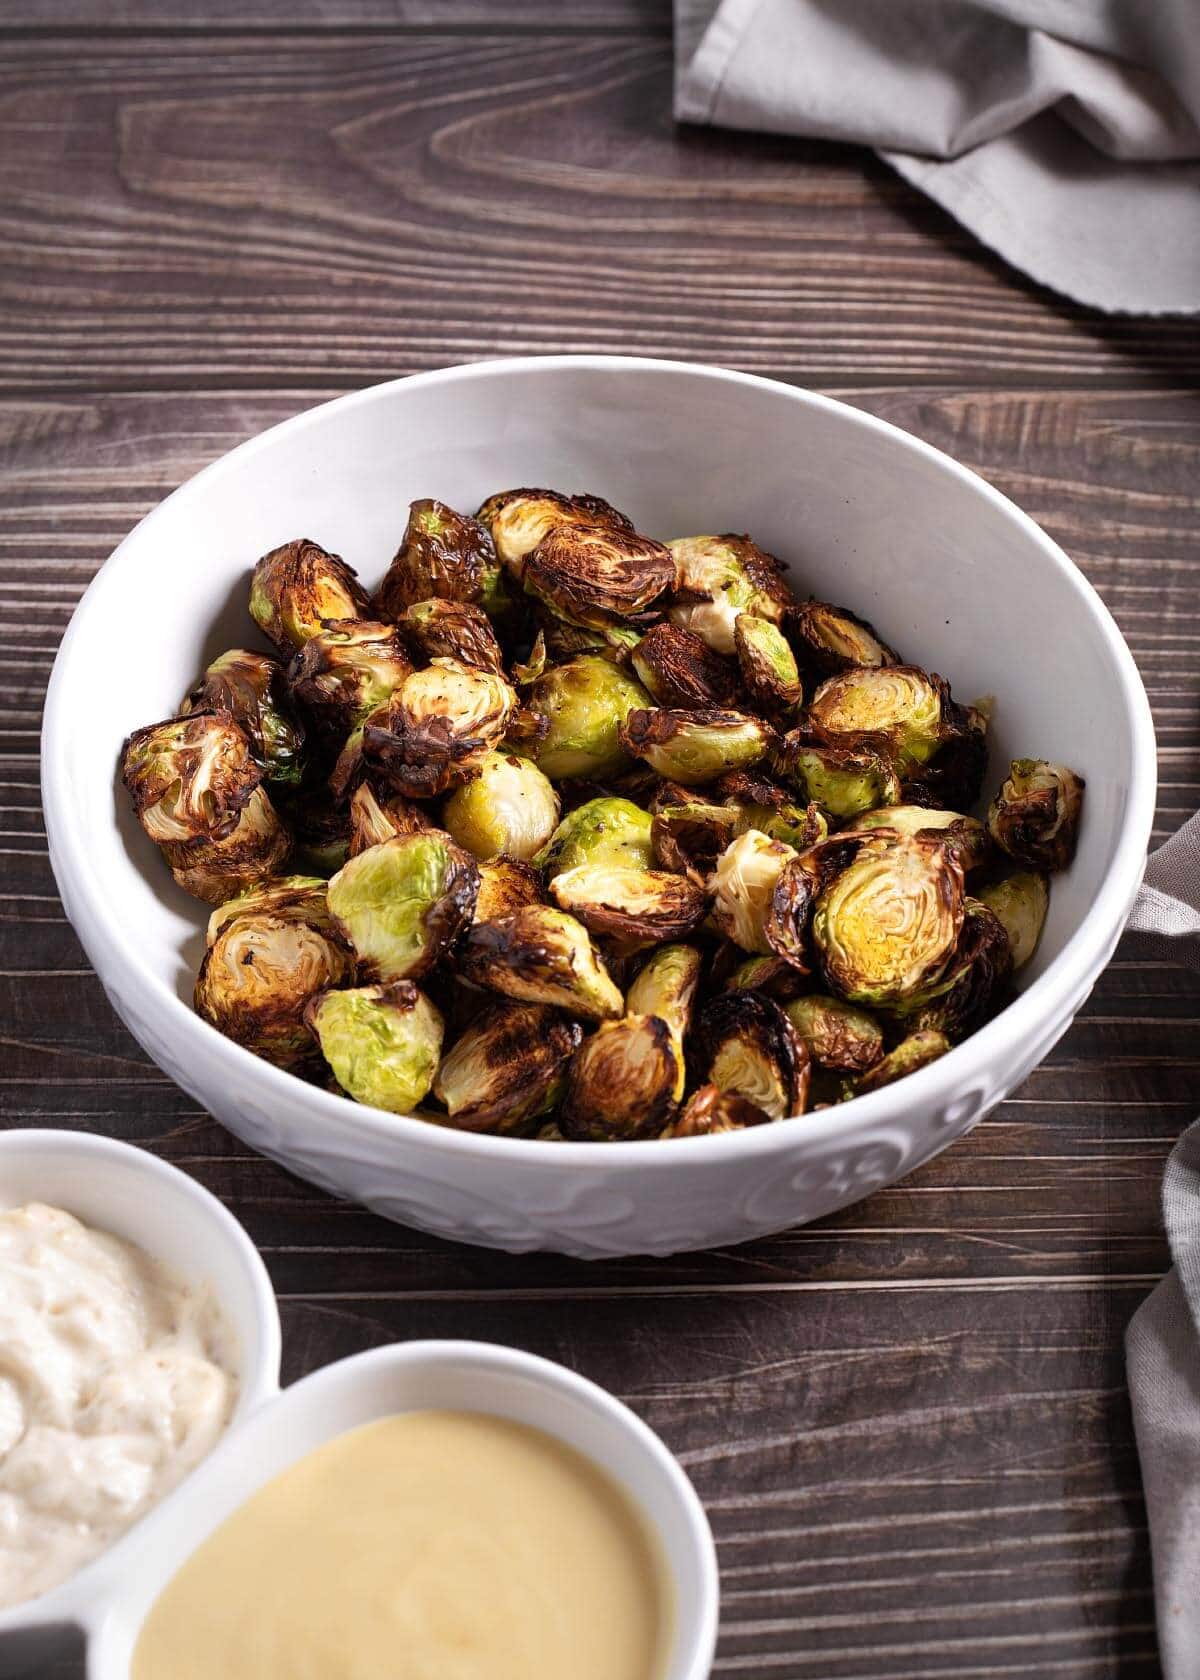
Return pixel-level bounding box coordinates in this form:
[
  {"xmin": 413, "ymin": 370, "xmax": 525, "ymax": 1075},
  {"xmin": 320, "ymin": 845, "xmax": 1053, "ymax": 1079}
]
[{"xmin": 41, "ymin": 354, "xmax": 1158, "ymax": 1167}]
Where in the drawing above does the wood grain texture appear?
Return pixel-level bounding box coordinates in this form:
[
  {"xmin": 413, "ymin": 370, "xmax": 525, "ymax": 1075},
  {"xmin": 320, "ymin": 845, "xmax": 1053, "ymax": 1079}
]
[{"xmin": 4, "ymin": 11, "xmax": 1199, "ymax": 1677}]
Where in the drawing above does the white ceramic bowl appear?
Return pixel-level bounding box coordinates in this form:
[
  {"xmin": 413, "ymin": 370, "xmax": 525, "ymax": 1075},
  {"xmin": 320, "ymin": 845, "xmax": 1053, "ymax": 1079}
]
[
  {"xmin": 0, "ymin": 1136, "xmax": 717, "ymax": 1679},
  {"xmin": 42, "ymin": 356, "xmax": 1157, "ymax": 1257}
]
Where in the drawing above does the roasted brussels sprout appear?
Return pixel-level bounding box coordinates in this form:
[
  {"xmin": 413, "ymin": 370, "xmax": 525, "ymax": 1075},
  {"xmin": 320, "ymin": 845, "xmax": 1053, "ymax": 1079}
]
[
  {"xmin": 523, "ymin": 523, "xmax": 674, "ymax": 630},
  {"xmin": 287, "ymin": 620, "xmax": 413, "ymax": 745},
  {"xmin": 786, "ymin": 601, "xmax": 897, "ymax": 677},
  {"xmin": 195, "ymin": 908, "xmax": 352, "ymax": 1070},
  {"xmin": 536, "ymin": 796, "xmax": 655, "ymax": 879},
  {"xmin": 630, "ymin": 623, "xmax": 740, "ymax": 709},
  {"xmin": 650, "ymin": 795, "xmax": 739, "ymax": 886},
  {"xmin": 374, "ymin": 499, "xmax": 499, "ymax": 619},
  {"xmin": 903, "ymin": 701, "xmax": 990, "ymax": 813},
  {"xmin": 364, "ymin": 658, "xmax": 517, "ymax": 798},
  {"xmin": 760, "ymin": 855, "xmax": 824, "ymax": 973},
  {"xmin": 846, "ymin": 804, "xmax": 991, "ymax": 875},
  {"xmin": 807, "ymin": 665, "xmax": 945, "ymax": 772},
  {"xmin": 710, "ymin": 830, "xmax": 797, "ymax": 955},
  {"xmin": 783, "ymin": 994, "xmax": 884, "ymax": 1074},
  {"xmin": 432, "ymin": 1003, "xmax": 582, "ymax": 1134},
  {"xmin": 779, "ymin": 736, "xmax": 902, "ymax": 821},
  {"xmin": 473, "ymin": 856, "xmax": 545, "ymax": 922},
  {"xmin": 663, "ymin": 1083, "xmax": 772, "ymax": 1137},
  {"xmin": 205, "ymin": 873, "xmax": 333, "ymax": 944},
  {"xmin": 326, "ymin": 833, "xmax": 479, "ymax": 982},
  {"xmin": 619, "ymin": 708, "xmax": 774, "ymax": 785},
  {"xmin": 182, "ymin": 649, "xmax": 305, "ymax": 789},
  {"xmin": 667, "ymin": 534, "xmax": 794, "ymax": 655},
  {"xmin": 734, "ymin": 615, "xmax": 803, "ymax": 716},
  {"xmin": 347, "ymin": 781, "xmax": 431, "ymax": 857},
  {"xmin": 713, "ymin": 770, "xmax": 828, "ymax": 851},
  {"xmin": 975, "ymin": 869, "xmax": 1049, "ymax": 970},
  {"xmin": 441, "ymin": 750, "xmax": 560, "ymax": 863},
  {"xmin": 305, "ymin": 981, "xmax": 444, "ymax": 1112},
  {"xmin": 855, "ymin": 1029, "xmax": 950, "ymax": 1094},
  {"xmin": 163, "ymin": 794, "xmax": 292, "ymax": 903},
  {"xmin": 478, "ymin": 488, "xmax": 633, "ymax": 580},
  {"xmin": 283, "ymin": 786, "xmax": 351, "ymax": 877},
  {"xmin": 812, "ymin": 834, "xmax": 964, "ymax": 1008},
  {"xmin": 625, "ymin": 943, "xmax": 703, "ymax": 1043},
  {"xmin": 550, "ymin": 864, "xmax": 708, "ymax": 945},
  {"xmin": 529, "ymin": 655, "xmax": 652, "ymax": 781},
  {"xmin": 722, "ymin": 953, "xmax": 809, "ymax": 1002},
  {"xmin": 900, "ymin": 897, "xmax": 1013, "ymax": 1041},
  {"xmin": 689, "ymin": 992, "xmax": 809, "ymax": 1120},
  {"xmin": 561, "ymin": 1014, "xmax": 685, "ymax": 1141},
  {"xmin": 249, "ymin": 538, "xmax": 370, "ymax": 652},
  {"xmin": 987, "ymin": 759, "xmax": 1085, "ymax": 872},
  {"xmin": 397, "ymin": 599, "xmax": 505, "ymax": 675},
  {"xmin": 462, "ymin": 905, "xmax": 624, "ymax": 1020},
  {"xmin": 534, "ymin": 609, "xmax": 643, "ymax": 665}
]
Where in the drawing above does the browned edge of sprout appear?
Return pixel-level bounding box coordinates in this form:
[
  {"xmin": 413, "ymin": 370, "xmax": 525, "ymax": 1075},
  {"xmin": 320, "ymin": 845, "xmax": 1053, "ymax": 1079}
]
[{"xmin": 688, "ymin": 991, "xmax": 810, "ymax": 1120}]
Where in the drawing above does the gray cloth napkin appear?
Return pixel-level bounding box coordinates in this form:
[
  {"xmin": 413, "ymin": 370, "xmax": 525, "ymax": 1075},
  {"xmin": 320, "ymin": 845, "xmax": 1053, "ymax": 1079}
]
[{"xmin": 674, "ymin": 0, "xmax": 1200, "ymax": 314}]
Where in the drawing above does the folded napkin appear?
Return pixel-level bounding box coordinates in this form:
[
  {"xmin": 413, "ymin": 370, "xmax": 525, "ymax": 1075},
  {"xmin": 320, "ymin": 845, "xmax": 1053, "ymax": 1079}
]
[{"xmin": 674, "ymin": 0, "xmax": 1200, "ymax": 313}]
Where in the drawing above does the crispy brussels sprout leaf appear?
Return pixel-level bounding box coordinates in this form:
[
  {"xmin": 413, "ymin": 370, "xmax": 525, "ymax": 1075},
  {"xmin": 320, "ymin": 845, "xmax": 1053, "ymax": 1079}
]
[
  {"xmin": 975, "ymin": 869, "xmax": 1049, "ymax": 970},
  {"xmin": 523, "ymin": 523, "xmax": 674, "ymax": 628},
  {"xmin": 287, "ymin": 619, "xmax": 413, "ymax": 744},
  {"xmin": 783, "ymin": 994, "xmax": 884, "ymax": 1073},
  {"xmin": 901, "ymin": 897, "xmax": 1013, "ymax": 1041},
  {"xmin": 250, "ymin": 538, "xmax": 370, "ymax": 652},
  {"xmin": 306, "ymin": 981, "xmax": 444, "ymax": 1112},
  {"xmin": 327, "ymin": 832, "xmax": 479, "ymax": 981},
  {"xmin": 473, "ymin": 857, "xmax": 545, "ymax": 923},
  {"xmin": 762, "ymin": 854, "xmax": 821, "ymax": 973},
  {"xmin": 479, "ymin": 488, "xmax": 633, "ymax": 581},
  {"xmin": 715, "ymin": 771, "xmax": 828, "ymax": 850},
  {"xmin": 205, "ymin": 874, "xmax": 332, "ymax": 945},
  {"xmin": 397, "ymin": 599, "xmax": 505, "ymax": 675},
  {"xmin": 779, "ymin": 735, "xmax": 902, "ymax": 821},
  {"xmin": 183, "ymin": 649, "xmax": 305, "ymax": 789},
  {"xmin": 787, "ymin": 601, "xmax": 897, "ymax": 677},
  {"xmin": 374, "ymin": 499, "xmax": 496, "ymax": 619},
  {"xmin": 650, "ymin": 796, "xmax": 739, "ymax": 887},
  {"xmin": 631, "ymin": 623, "xmax": 740, "ymax": 710},
  {"xmin": 462, "ymin": 904, "xmax": 624, "ymax": 1020},
  {"xmin": 855, "ymin": 1029, "xmax": 950, "ymax": 1095},
  {"xmin": 536, "ymin": 611, "xmax": 643, "ymax": 665},
  {"xmin": 689, "ymin": 992, "xmax": 809, "ymax": 1120},
  {"xmin": 561, "ymin": 1014, "xmax": 684, "ymax": 1140},
  {"xmin": 625, "ymin": 943, "xmax": 703, "ymax": 1042},
  {"xmin": 847, "ymin": 804, "xmax": 992, "ymax": 875},
  {"xmin": 510, "ymin": 631, "xmax": 548, "ymax": 687},
  {"xmin": 432, "ymin": 1002, "xmax": 582, "ymax": 1134},
  {"xmin": 536, "ymin": 796, "xmax": 655, "ymax": 879},
  {"xmin": 619, "ymin": 708, "xmax": 775, "ymax": 786},
  {"xmin": 550, "ymin": 863, "xmax": 709, "ymax": 945},
  {"xmin": 667, "ymin": 534, "xmax": 794, "ymax": 655},
  {"xmin": 364, "ymin": 658, "xmax": 517, "ymax": 799},
  {"xmin": 808, "ymin": 666, "xmax": 945, "ymax": 772},
  {"xmin": 347, "ymin": 781, "xmax": 431, "ymax": 857},
  {"xmin": 663, "ymin": 1083, "xmax": 772, "ymax": 1137},
  {"xmin": 442, "ymin": 749, "xmax": 560, "ymax": 863},
  {"xmin": 710, "ymin": 829, "xmax": 798, "ymax": 955},
  {"xmin": 988, "ymin": 758, "xmax": 1085, "ymax": 872},
  {"xmin": 196, "ymin": 910, "xmax": 352, "ymax": 1070},
  {"xmin": 528, "ymin": 656, "xmax": 652, "ymax": 782},
  {"xmin": 734, "ymin": 614, "xmax": 803, "ymax": 716}
]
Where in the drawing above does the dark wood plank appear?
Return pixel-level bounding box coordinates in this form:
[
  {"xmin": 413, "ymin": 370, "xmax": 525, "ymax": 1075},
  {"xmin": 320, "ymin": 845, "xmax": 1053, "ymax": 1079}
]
[{"xmin": 1, "ymin": 1, "xmax": 665, "ymax": 28}]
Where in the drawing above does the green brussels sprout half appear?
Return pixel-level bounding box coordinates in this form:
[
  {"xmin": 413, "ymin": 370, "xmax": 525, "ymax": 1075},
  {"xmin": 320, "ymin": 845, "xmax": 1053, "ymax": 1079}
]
[
  {"xmin": 710, "ymin": 829, "xmax": 798, "ymax": 955},
  {"xmin": 786, "ymin": 601, "xmax": 897, "ymax": 678},
  {"xmin": 183, "ymin": 649, "xmax": 306, "ymax": 789},
  {"xmin": 619, "ymin": 708, "xmax": 775, "ymax": 786},
  {"xmin": 734, "ymin": 614, "xmax": 803, "ymax": 716},
  {"xmin": 667, "ymin": 534, "xmax": 794, "ymax": 655},
  {"xmin": 807, "ymin": 665, "xmax": 945, "ymax": 772},
  {"xmin": 473, "ymin": 856, "xmax": 545, "ymax": 923},
  {"xmin": 163, "ymin": 791, "xmax": 292, "ymax": 904},
  {"xmin": 846, "ymin": 804, "xmax": 992, "ymax": 875},
  {"xmin": 287, "ymin": 619, "xmax": 413, "ymax": 745},
  {"xmin": 196, "ymin": 909, "xmax": 352, "ymax": 1071},
  {"xmin": 249, "ymin": 538, "xmax": 370, "ymax": 653},
  {"xmin": 523, "ymin": 523, "xmax": 675, "ymax": 630},
  {"xmin": 326, "ymin": 832, "xmax": 479, "ymax": 982},
  {"xmin": 478, "ymin": 487, "xmax": 633, "ymax": 581},
  {"xmin": 975, "ymin": 869, "xmax": 1049, "ymax": 970},
  {"xmin": 536, "ymin": 796, "xmax": 655, "ymax": 879},
  {"xmin": 280, "ymin": 786, "xmax": 351, "ymax": 878},
  {"xmin": 374, "ymin": 499, "xmax": 497, "ymax": 619},
  {"xmin": 534, "ymin": 608, "xmax": 643, "ymax": 665},
  {"xmin": 306, "ymin": 981, "xmax": 444, "ymax": 1112},
  {"xmin": 561, "ymin": 1014, "xmax": 685, "ymax": 1141},
  {"xmin": 625, "ymin": 943, "xmax": 704, "ymax": 1044},
  {"xmin": 812, "ymin": 833, "xmax": 965, "ymax": 1009},
  {"xmin": 855, "ymin": 1029, "xmax": 950, "ymax": 1095},
  {"xmin": 364, "ymin": 658, "xmax": 517, "ymax": 799},
  {"xmin": 778, "ymin": 735, "xmax": 902, "ymax": 821},
  {"xmin": 663, "ymin": 1083, "xmax": 772, "ymax": 1137},
  {"xmin": 721, "ymin": 953, "xmax": 809, "ymax": 1003},
  {"xmin": 783, "ymin": 994, "xmax": 884, "ymax": 1074},
  {"xmin": 899, "ymin": 897, "xmax": 1013, "ymax": 1041},
  {"xmin": 550, "ymin": 863, "xmax": 709, "ymax": 946},
  {"xmin": 461, "ymin": 904, "xmax": 624, "ymax": 1020},
  {"xmin": 688, "ymin": 992, "xmax": 809, "ymax": 1121},
  {"xmin": 630, "ymin": 623, "xmax": 740, "ymax": 709},
  {"xmin": 347, "ymin": 781, "xmax": 431, "ymax": 858},
  {"xmin": 442, "ymin": 750, "xmax": 560, "ymax": 863},
  {"xmin": 205, "ymin": 873, "xmax": 333, "ymax": 945},
  {"xmin": 432, "ymin": 1002, "xmax": 582, "ymax": 1134},
  {"xmin": 529, "ymin": 656, "xmax": 653, "ymax": 781},
  {"xmin": 987, "ymin": 758, "xmax": 1085, "ymax": 872},
  {"xmin": 397, "ymin": 599, "xmax": 505, "ymax": 676}
]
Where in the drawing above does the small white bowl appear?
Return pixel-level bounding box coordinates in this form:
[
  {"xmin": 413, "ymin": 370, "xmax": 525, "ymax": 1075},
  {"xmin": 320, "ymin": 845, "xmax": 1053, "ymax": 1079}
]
[{"xmin": 41, "ymin": 356, "xmax": 1158, "ymax": 1256}]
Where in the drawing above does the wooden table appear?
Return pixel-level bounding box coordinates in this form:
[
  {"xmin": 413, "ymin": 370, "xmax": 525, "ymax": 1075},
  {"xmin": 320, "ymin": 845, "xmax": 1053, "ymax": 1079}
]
[{"xmin": 4, "ymin": 5, "xmax": 1199, "ymax": 1673}]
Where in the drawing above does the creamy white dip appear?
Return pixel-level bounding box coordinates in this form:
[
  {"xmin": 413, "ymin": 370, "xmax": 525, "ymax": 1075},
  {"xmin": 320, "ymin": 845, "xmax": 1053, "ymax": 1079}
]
[{"xmin": 0, "ymin": 1202, "xmax": 237, "ymax": 1610}]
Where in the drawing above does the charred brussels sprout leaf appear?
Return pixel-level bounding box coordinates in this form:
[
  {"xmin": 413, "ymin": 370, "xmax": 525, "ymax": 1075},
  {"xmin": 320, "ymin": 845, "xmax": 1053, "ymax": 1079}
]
[
  {"xmin": 462, "ymin": 905, "xmax": 624, "ymax": 1020},
  {"xmin": 536, "ymin": 796, "xmax": 655, "ymax": 879},
  {"xmin": 306, "ymin": 981, "xmax": 443, "ymax": 1112},
  {"xmin": 432, "ymin": 1003, "xmax": 582, "ymax": 1134},
  {"xmin": 650, "ymin": 796, "xmax": 739, "ymax": 886},
  {"xmin": 205, "ymin": 873, "xmax": 333, "ymax": 945},
  {"xmin": 535, "ymin": 611, "xmax": 642, "ymax": 665},
  {"xmin": 625, "ymin": 943, "xmax": 704, "ymax": 1043},
  {"xmin": 619, "ymin": 708, "xmax": 775, "ymax": 786},
  {"xmin": 183, "ymin": 649, "xmax": 305, "ymax": 789},
  {"xmin": 855, "ymin": 1029, "xmax": 950, "ymax": 1095},
  {"xmin": 287, "ymin": 620, "xmax": 413, "ymax": 744},
  {"xmin": 397, "ymin": 599, "xmax": 505, "ymax": 675},
  {"xmin": 523, "ymin": 524, "xmax": 675, "ymax": 629},
  {"xmin": 478, "ymin": 487, "xmax": 633, "ymax": 581},
  {"xmin": 667, "ymin": 534, "xmax": 794, "ymax": 655},
  {"xmin": 164, "ymin": 793, "xmax": 291, "ymax": 904},
  {"xmin": 561, "ymin": 1015, "xmax": 684, "ymax": 1140},
  {"xmin": 442, "ymin": 750, "xmax": 560, "ymax": 863},
  {"xmin": 550, "ymin": 864, "xmax": 709, "ymax": 945},
  {"xmin": 374, "ymin": 499, "xmax": 497, "ymax": 619},
  {"xmin": 249, "ymin": 538, "xmax": 370, "ymax": 653},
  {"xmin": 812, "ymin": 834, "xmax": 965, "ymax": 1009},
  {"xmin": 326, "ymin": 833, "xmax": 479, "ymax": 982},
  {"xmin": 195, "ymin": 909, "xmax": 352, "ymax": 1070},
  {"xmin": 364, "ymin": 658, "xmax": 517, "ymax": 799},
  {"xmin": 510, "ymin": 631, "xmax": 548, "ymax": 687},
  {"xmin": 734, "ymin": 615, "xmax": 803, "ymax": 716},
  {"xmin": 663, "ymin": 1083, "xmax": 771, "ymax": 1137},
  {"xmin": 987, "ymin": 758, "xmax": 1085, "ymax": 872},
  {"xmin": 762, "ymin": 855, "xmax": 822, "ymax": 973},
  {"xmin": 473, "ymin": 856, "xmax": 545, "ymax": 923},
  {"xmin": 976, "ymin": 869, "xmax": 1049, "ymax": 970},
  {"xmin": 529, "ymin": 656, "xmax": 652, "ymax": 781},
  {"xmin": 631, "ymin": 623, "xmax": 740, "ymax": 709},
  {"xmin": 779, "ymin": 735, "xmax": 902, "ymax": 821},
  {"xmin": 787, "ymin": 601, "xmax": 897, "ymax": 678},
  {"xmin": 900, "ymin": 897, "xmax": 1013, "ymax": 1041},
  {"xmin": 846, "ymin": 804, "xmax": 991, "ymax": 875},
  {"xmin": 689, "ymin": 992, "xmax": 810, "ymax": 1121},
  {"xmin": 347, "ymin": 781, "xmax": 431, "ymax": 857},
  {"xmin": 710, "ymin": 829, "xmax": 798, "ymax": 955},
  {"xmin": 783, "ymin": 995, "xmax": 884, "ymax": 1074}
]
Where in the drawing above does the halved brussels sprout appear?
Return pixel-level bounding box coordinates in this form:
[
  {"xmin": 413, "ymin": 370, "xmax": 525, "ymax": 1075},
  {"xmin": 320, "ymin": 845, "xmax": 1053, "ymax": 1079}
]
[
  {"xmin": 709, "ymin": 830, "xmax": 797, "ymax": 955},
  {"xmin": 478, "ymin": 488, "xmax": 633, "ymax": 581},
  {"xmin": 900, "ymin": 897, "xmax": 1013, "ymax": 1041},
  {"xmin": 473, "ymin": 856, "xmax": 545, "ymax": 922},
  {"xmin": 787, "ymin": 601, "xmax": 897, "ymax": 677},
  {"xmin": 560, "ymin": 1014, "xmax": 684, "ymax": 1140},
  {"xmin": 374, "ymin": 499, "xmax": 497, "ymax": 618},
  {"xmin": 779, "ymin": 736, "xmax": 902, "ymax": 821},
  {"xmin": 347, "ymin": 781, "xmax": 431, "ymax": 857},
  {"xmin": 534, "ymin": 609, "xmax": 643, "ymax": 665},
  {"xmin": 529, "ymin": 656, "xmax": 652, "ymax": 781},
  {"xmin": 625, "ymin": 943, "xmax": 703, "ymax": 1043},
  {"xmin": 734, "ymin": 615, "xmax": 803, "ymax": 716},
  {"xmin": 808, "ymin": 665, "xmax": 947, "ymax": 773},
  {"xmin": 462, "ymin": 905, "xmax": 624, "ymax": 1020},
  {"xmin": 846, "ymin": 804, "xmax": 991, "ymax": 875},
  {"xmin": 182, "ymin": 649, "xmax": 305, "ymax": 788},
  {"xmin": 975, "ymin": 869, "xmax": 1049, "ymax": 970},
  {"xmin": 689, "ymin": 992, "xmax": 809, "ymax": 1120},
  {"xmin": 287, "ymin": 620, "xmax": 413, "ymax": 743},
  {"xmin": 364, "ymin": 658, "xmax": 517, "ymax": 799},
  {"xmin": 550, "ymin": 864, "xmax": 708, "ymax": 944},
  {"xmin": 195, "ymin": 909, "xmax": 352, "ymax": 1070},
  {"xmin": 162, "ymin": 791, "xmax": 292, "ymax": 904},
  {"xmin": 206, "ymin": 873, "xmax": 332, "ymax": 945},
  {"xmin": 650, "ymin": 796, "xmax": 739, "ymax": 886},
  {"xmin": 812, "ymin": 834, "xmax": 965, "ymax": 1008},
  {"xmin": 630, "ymin": 623, "xmax": 740, "ymax": 709},
  {"xmin": 283, "ymin": 786, "xmax": 351, "ymax": 877},
  {"xmin": 326, "ymin": 832, "xmax": 479, "ymax": 981},
  {"xmin": 722, "ymin": 953, "xmax": 809, "ymax": 1002},
  {"xmin": 442, "ymin": 750, "xmax": 560, "ymax": 863},
  {"xmin": 663, "ymin": 1083, "xmax": 771, "ymax": 1137},
  {"xmin": 121, "ymin": 713, "xmax": 261, "ymax": 848},
  {"xmin": 397, "ymin": 599, "xmax": 505, "ymax": 675},
  {"xmin": 432, "ymin": 1002, "xmax": 582, "ymax": 1134},
  {"xmin": 523, "ymin": 524, "xmax": 675, "ymax": 629},
  {"xmin": 619, "ymin": 708, "xmax": 774, "ymax": 785},
  {"xmin": 667, "ymin": 534, "xmax": 794, "ymax": 655},
  {"xmin": 306, "ymin": 981, "xmax": 444, "ymax": 1112},
  {"xmin": 536, "ymin": 796, "xmax": 655, "ymax": 879},
  {"xmin": 987, "ymin": 758, "xmax": 1085, "ymax": 872},
  {"xmin": 855, "ymin": 1029, "xmax": 950, "ymax": 1094},
  {"xmin": 783, "ymin": 994, "xmax": 884, "ymax": 1073},
  {"xmin": 249, "ymin": 538, "xmax": 370, "ymax": 652}
]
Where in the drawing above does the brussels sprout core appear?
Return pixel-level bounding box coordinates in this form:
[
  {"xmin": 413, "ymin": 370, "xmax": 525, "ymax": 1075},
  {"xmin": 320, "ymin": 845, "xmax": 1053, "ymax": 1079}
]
[
  {"xmin": 250, "ymin": 538, "xmax": 370, "ymax": 652},
  {"xmin": 306, "ymin": 982, "xmax": 444, "ymax": 1112},
  {"xmin": 529, "ymin": 656, "xmax": 652, "ymax": 781},
  {"xmin": 443, "ymin": 750, "xmax": 560, "ymax": 862},
  {"xmin": 327, "ymin": 833, "xmax": 479, "ymax": 981}
]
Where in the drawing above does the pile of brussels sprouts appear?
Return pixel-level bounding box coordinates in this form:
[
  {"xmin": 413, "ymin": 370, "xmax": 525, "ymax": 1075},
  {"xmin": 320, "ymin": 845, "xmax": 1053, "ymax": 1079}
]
[{"xmin": 120, "ymin": 490, "xmax": 1086, "ymax": 1140}]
